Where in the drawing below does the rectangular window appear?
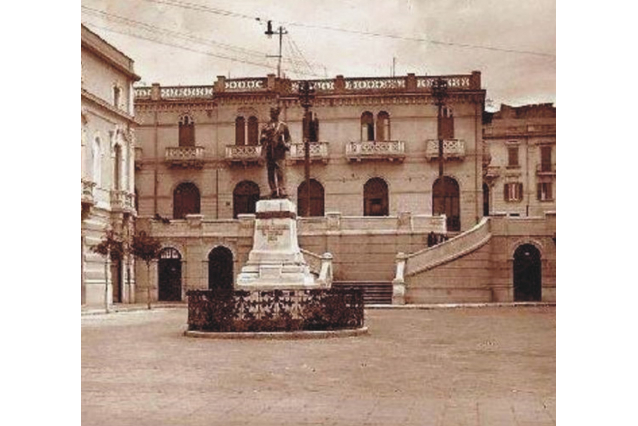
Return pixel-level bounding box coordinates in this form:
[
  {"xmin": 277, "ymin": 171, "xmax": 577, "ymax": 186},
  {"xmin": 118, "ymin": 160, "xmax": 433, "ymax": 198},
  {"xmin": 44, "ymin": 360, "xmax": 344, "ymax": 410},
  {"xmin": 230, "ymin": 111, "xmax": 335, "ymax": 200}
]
[
  {"xmin": 537, "ymin": 182, "xmax": 553, "ymax": 201},
  {"xmin": 504, "ymin": 182, "xmax": 523, "ymax": 202},
  {"xmin": 540, "ymin": 146, "xmax": 552, "ymax": 172},
  {"xmin": 507, "ymin": 146, "xmax": 519, "ymax": 167}
]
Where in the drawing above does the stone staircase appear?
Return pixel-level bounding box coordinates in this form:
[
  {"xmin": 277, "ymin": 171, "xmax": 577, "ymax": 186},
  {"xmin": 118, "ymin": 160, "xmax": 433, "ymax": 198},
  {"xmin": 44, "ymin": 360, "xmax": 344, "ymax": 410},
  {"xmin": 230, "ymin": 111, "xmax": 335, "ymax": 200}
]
[{"xmin": 331, "ymin": 281, "xmax": 393, "ymax": 305}]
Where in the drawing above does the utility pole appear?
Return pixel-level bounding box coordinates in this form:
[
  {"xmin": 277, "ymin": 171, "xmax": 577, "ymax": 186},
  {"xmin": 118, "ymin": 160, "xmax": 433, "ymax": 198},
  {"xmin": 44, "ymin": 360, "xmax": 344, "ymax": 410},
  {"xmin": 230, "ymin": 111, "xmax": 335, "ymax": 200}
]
[
  {"xmin": 298, "ymin": 81, "xmax": 316, "ymax": 217},
  {"xmin": 265, "ymin": 21, "xmax": 288, "ymax": 78}
]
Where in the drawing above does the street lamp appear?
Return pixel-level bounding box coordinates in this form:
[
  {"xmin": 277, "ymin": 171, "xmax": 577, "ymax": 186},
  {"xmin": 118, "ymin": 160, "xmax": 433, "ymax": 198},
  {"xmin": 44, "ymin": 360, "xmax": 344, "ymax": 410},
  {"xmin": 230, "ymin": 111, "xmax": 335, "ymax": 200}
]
[
  {"xmin": 432, "ymin": 77, "xmax": 448, "ymax": 178},
  {"xmin": 298, "ymin": 81, "xmax": 316, "ymax": 217}
]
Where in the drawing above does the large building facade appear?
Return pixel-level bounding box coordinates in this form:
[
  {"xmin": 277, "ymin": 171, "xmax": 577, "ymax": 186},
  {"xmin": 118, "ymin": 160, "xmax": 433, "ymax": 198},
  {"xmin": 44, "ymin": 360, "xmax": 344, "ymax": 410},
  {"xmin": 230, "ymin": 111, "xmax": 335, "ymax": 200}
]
[{"xmin": 81, "ymin": 25, "xmax": 139, "ymax": 307}]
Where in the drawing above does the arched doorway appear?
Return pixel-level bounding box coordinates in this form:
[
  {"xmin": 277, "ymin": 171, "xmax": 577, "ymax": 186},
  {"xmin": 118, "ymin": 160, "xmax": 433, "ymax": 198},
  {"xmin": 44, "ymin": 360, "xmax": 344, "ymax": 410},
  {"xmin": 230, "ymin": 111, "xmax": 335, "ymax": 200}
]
[
  {"xmin": 364, "ymin": 178, "xmax": 389, "ymax": 216},
  {"xmin": 158, "ymin": 247, "xmax": 182, "ymax": 301},
  {"xmin": 208, "ymin": 246, "xmax": 234, "ymax": 290},
  {"xmin": 297, "ymin": 179, "xmax": 325, "ymax": 217},
  {"xmin": 513, "ymin": 244, "xmax": 542, "ymax": 301},
  {"xmin": 173, "ymin": 182, "xmax": 200, "ymax": 219},
  {"xmin": 233, "ymin": 181, "xmax": 260, "ymax": 218},
  {"xmin": 432, "ymin": 176, "xmax": 460, "ymax": 231},
  {"xmin": 483, "ymin": 183, "xmax": 490, "ymax": 217}
]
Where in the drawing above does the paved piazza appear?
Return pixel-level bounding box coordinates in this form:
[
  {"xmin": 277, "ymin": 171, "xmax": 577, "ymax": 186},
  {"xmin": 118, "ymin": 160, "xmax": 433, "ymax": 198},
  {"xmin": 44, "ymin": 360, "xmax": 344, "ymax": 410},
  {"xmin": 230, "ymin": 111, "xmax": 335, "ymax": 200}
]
[{"xmin": 82, "ymin": 306, "xmax": 555, "ymax": 426}]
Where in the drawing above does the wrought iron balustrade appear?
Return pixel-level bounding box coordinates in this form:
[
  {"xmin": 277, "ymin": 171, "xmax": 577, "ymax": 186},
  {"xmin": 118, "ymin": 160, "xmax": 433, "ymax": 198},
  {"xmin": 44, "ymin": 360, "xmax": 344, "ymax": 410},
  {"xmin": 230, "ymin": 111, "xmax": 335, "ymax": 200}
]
[
  {"xmin": 186, "ymin": 288, "xmax": 364, "ymax": 332},
  {"xmin": 165, "ymin": 146, "xmax": 205, "ymax": 168},
  {"xmin": 425, "ymin": 139, "xmax": 466, "ymax": 161},
  {"xmin": 225, "ymin": 144, "xmax": 263, "ymax": 164},
  {"xmin": 289, "ymin": 142, "xmax": 329, "ymax": 163},
  {"xmin": 536, "ymin": 163, "xmax": 556, "ymax": 175},
  {"xmin": 345, "ymin": 141, "xmax": 405, "ymax": 162}
]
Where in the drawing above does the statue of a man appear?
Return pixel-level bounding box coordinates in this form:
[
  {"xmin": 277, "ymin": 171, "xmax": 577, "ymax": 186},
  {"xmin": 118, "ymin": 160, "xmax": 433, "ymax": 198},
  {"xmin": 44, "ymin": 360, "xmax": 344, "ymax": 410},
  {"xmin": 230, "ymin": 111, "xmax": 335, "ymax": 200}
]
[{"xmin": 260, "ymin": 107, "xmax": 291, "ymax": 198}]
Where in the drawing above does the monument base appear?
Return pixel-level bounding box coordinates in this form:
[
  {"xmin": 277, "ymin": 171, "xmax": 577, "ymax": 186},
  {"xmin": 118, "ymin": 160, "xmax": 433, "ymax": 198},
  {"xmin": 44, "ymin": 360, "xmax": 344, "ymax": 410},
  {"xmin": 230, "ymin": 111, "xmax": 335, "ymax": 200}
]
[{"xmin": 236, "ymin": 198, "xmax": 327, "ymax": 291}]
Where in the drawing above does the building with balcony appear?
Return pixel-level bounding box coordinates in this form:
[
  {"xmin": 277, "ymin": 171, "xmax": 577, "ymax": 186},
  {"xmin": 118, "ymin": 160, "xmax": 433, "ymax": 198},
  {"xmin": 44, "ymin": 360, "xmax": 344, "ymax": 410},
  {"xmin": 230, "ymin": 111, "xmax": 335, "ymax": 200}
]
[
  {"xmin": 131, "ymin": 71, "xmax": 555, "ymax": 305},
  {"xmin": 482, "ymin": 103, "xmax": 556, "ymax": 217},
  {"xmin": 81, "ymin": 24, "xmax": 140, "ymax": 308}
]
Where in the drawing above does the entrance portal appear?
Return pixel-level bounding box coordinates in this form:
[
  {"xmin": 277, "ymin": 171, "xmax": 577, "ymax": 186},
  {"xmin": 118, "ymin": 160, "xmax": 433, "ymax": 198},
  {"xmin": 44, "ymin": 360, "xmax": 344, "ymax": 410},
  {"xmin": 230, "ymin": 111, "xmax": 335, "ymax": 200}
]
[
  {"xmin": 208, "ymin": 246, "xmax": 234, "ymax": 290},
  {"xmin": 158, "ymin": 248, "xmax": 182, "ymax": 301},
  {"xmin": 513, "ymin": 244, "xmax": 542, "ymax": 301}
]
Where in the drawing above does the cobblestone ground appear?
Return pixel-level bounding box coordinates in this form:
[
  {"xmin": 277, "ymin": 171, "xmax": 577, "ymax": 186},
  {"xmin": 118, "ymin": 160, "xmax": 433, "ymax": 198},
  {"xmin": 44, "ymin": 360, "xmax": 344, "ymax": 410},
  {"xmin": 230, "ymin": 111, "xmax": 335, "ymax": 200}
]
[{"xmin": 82, "ymin": 306, "xmax": 555, "ymax": 426}]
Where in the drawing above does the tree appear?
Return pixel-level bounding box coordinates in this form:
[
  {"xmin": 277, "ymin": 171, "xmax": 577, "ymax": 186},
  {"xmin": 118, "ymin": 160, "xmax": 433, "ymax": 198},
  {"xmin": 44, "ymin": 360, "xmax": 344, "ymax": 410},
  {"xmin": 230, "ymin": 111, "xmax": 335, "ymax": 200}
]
[
  {"xmin": 92, "ymin": 230, "xmax": 124, "ymax": 313},
  {"xmin": 130, "ymin": 231, "xmax": 162, "ymax": 309}
]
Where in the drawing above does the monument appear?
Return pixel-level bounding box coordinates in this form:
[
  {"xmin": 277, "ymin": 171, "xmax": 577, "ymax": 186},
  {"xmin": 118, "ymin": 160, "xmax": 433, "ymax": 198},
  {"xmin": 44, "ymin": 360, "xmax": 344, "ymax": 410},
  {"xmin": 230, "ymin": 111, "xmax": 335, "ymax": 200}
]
[{"xmin": 236, "ymin": 106, "xmax": 327, "ymax": 290}]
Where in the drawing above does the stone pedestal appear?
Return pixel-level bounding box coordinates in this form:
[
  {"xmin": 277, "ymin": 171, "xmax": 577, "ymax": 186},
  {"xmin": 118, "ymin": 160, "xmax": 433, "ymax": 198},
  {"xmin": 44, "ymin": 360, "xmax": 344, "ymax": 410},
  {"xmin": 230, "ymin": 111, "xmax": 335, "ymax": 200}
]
[{"xmin": 236, "ymin": 199, "xmax": 324, "ymax": 290}]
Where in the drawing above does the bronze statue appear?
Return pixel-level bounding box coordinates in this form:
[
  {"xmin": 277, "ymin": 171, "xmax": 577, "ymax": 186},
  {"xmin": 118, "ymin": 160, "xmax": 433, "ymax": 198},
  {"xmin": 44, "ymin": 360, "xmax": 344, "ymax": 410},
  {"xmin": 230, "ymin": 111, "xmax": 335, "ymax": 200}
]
[{"xmin": 260, "ymin": 107, "xmax": 291, "ymax": 198}]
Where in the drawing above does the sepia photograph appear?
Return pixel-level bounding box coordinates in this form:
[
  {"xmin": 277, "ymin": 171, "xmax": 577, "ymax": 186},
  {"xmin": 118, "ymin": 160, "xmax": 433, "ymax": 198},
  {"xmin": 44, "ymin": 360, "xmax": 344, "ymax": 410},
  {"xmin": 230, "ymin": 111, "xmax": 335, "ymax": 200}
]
[{"xmin": 80, "ymin": 0, "xmax": 561, "ymax": 424}]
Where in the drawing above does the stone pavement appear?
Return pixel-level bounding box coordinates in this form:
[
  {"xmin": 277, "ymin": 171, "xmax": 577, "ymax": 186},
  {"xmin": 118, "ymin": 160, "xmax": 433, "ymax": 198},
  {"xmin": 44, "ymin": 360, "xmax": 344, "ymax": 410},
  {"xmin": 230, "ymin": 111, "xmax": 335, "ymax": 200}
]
[{"xmin": 82, "ymin": 306, "xmax": 555, "ymax": 426}]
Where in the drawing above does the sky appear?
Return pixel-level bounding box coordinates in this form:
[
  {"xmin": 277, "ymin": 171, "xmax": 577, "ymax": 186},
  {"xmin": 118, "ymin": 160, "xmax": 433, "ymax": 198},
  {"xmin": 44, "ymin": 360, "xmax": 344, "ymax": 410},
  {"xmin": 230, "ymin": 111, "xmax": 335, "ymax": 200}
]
[{"xmin": 81, "ymin": 0, "xmax": 555, "ymax": 109}]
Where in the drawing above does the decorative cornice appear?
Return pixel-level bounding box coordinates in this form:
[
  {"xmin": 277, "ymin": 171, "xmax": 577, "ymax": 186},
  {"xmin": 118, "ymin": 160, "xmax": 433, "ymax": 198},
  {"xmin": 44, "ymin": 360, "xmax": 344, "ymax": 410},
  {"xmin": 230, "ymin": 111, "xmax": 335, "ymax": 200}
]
[{"xmin": 82, "ymin": 89, "xmax": 138, "ymax": 124}]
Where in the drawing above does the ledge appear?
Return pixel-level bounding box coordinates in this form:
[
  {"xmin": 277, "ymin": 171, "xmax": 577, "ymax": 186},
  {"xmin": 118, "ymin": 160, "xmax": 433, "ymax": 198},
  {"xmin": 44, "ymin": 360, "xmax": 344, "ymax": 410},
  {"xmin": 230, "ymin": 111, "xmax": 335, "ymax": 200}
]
[{"xmin": 183, "ymin": 326, "xmax": 368, "ymax": 340}]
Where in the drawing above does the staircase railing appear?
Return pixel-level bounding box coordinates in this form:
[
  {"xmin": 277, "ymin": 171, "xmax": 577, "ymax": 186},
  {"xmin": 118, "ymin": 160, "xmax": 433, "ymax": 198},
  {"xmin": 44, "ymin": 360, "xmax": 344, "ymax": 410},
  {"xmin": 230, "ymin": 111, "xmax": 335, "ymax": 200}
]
[{"xmin": 300, "ymin": 248, "xmax": 333, "ymax": 287}]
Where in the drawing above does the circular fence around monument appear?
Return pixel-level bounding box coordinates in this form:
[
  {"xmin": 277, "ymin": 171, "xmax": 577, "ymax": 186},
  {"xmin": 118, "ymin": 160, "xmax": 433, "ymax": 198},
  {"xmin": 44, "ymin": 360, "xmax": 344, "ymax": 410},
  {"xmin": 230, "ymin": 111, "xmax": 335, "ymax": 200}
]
[{"xmin": 185, "ymin": 288, "xmax": 365, "ymax": 334}]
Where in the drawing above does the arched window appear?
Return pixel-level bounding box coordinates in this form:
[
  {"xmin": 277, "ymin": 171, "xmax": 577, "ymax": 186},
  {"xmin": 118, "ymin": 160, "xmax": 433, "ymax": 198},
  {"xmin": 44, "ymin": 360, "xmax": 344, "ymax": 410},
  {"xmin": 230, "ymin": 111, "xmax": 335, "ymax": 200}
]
[
  {"xmin": 432, "ymin": 176, "xmax": 460, "ymax": 232},
  {"xmin": 364, "ymin": 178, "xmax": 389, "ymax": 216},
  {"xmin": 113, "ymin": 86, "xmax": 121, "ymax": 108},
  {"xmin": 513, "ymin": 244, "xmax": 542, "ymax": 301},
  {"xmin": 178, "ymin": 115, "xmax": 195, "ymax": 147},
  {"xmin": 297, "ymin": 179, "xmax": 325, "ymax": 217},
  {"xmin": 233, "ymin": 181, "xmax": 260, "ymax": 218},
  {"xmin": 361, "ymin": 111, "xmax": 375, "ymax": 141},
  {"xmin": 235, "ymin": 116, "xmax": 246, "ymax": 145},
  {"xmin": 247, "ymin": 116, "xmax": 259, "ymax": 145},
  {"xmin": 92, "ymin": 137, "xmax": 101, "ymax": 186},
  {"xmin": 376, "ymin": 111, "xmax": 390, "ymax": 141},
  {"xmin": 173, "ymin": 182, "xmax": 201, "ymax": 219}
]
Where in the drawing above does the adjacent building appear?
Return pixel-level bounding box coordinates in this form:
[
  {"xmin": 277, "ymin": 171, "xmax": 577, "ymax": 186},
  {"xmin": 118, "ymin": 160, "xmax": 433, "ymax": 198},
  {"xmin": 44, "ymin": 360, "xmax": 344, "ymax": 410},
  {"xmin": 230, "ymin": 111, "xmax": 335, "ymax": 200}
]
[
  {"xmin": 483, "ymin": 103, "xmax": 556, "ymax": 217},
  {"xmin": 81, "ymin": 24, "xmax": 140, "ymax": 307}
]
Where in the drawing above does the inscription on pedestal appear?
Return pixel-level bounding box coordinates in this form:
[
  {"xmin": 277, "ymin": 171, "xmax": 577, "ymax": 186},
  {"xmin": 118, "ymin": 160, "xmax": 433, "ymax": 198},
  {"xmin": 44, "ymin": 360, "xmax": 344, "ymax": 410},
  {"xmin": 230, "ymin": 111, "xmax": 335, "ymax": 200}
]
[{"xmin": 256, "ymin": 224, "xmax": 290, "ymax": 242}]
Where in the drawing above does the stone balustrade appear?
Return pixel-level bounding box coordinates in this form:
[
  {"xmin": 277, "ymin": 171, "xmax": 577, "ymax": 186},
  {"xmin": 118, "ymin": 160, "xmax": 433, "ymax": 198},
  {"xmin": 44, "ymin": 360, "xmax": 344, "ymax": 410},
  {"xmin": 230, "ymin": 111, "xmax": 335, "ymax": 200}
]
[
  {"xmin": 225, "ymin": 144, "xmax": 263, "ymax": 164},
  {"xmin": 81, "ymin": 179, "xmax": 96, "ymax": 206},
  {"xmin": 134, "ymin": 72, "xmax": 481, "ymax": 101},
  {"xmin": 165, "ymin": 146, "xmax": 205, "ymax": 168},
  {"xmin": 345, "ymin": 140, "xmax": 405, "ymax": 162},
  {"xmin": 288, "ymin": 142, "xmax": 329, "ymax": 163},
  {"xmin": 425, "ymin": 139, "xmax": 466, "ymax": 161}
]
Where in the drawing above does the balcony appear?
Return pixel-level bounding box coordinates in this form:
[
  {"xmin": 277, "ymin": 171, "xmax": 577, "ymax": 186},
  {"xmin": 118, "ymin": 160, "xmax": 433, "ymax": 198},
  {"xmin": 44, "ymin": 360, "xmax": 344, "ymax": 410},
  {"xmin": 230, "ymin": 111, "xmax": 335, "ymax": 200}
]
[
  {"xmin": 289, "ymin": 142, "xmax": 329, "ymax": 163},
  {"xmin": 345, "ymin": 141, "xmax": 405, "ymax": 162},
  {"xmin": 110, "ymin": 190, "xmax": 136, "ymax": 214},
  {"xmin": 536, "ymin": 163, "xmax": 556, "ymax": 176},
  {"xmin": 425, "ymin": 139, "xmax": 466, "ymax": 161},
  {"xmin": 225, "ymin": 144, "xmax": 263, "ymax": 165},
  {"xmin": 165, "ymin": 146, "xmax": 205, "ymax": 168},
  {"xmin": 81, "ymin": 179, "xmax": 96, "ymax": 207}
]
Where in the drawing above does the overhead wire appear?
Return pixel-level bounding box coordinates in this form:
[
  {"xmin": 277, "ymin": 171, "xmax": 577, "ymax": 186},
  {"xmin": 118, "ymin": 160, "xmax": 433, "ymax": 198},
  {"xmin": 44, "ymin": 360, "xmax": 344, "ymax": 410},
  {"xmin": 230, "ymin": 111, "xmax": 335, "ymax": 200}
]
[
  {"xmin": 82, "ymin": 6, "xmax": 324, "ymax": 73},
  {"xmin": 138, "ymin": 0, "xmax": 556, "ymax": 58}
]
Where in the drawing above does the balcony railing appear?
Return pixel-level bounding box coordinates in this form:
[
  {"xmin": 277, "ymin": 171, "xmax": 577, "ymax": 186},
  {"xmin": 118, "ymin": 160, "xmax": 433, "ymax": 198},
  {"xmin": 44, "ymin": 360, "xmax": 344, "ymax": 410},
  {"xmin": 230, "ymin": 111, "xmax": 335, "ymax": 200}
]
[
  {"xmin": 345, "ymin": 141, "xmax": 405, "ymax": 162},
  {"xmin": 536, "ymin": 163, "xmax": 556, "ymax": 175},
  {"xmin": 110, "ymin": 190, "xmax": 135, "ymax": 213},
  {"xmin": 165, "ymin": 146, "xmax": 205, "ymax": 168},
  {"xmin": 225, "ymin": 144, "xmax": 263, "ymax": 164},
  {"xmin": 289, "ymin": 142, "xmax": 329, "ymax": 163},
  {"xmin": 425, "ymin": 139, "xmax": 466, "ymax": 161},
  {"xmin": 81, "ymin": 179, "xmax": 96, "ymax": 206}
]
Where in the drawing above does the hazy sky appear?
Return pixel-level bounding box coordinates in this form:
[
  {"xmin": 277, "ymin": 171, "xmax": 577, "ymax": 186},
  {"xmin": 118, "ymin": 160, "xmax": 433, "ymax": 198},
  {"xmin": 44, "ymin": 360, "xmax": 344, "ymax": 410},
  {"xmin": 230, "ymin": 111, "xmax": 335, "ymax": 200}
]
[{"xmin": 81, "ymin": 0, "xmax": 555, "ymax": 108}]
